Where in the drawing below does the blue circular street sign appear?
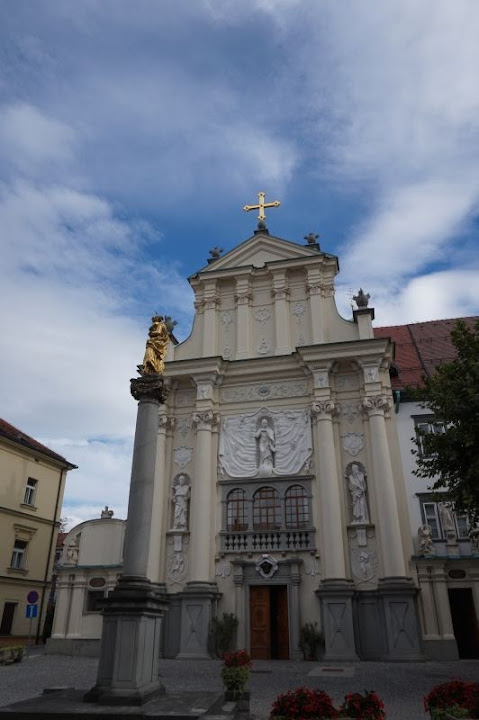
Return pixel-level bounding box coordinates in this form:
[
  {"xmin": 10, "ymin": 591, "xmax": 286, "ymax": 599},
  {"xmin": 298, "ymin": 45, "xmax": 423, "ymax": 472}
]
[{"xmin": 27, "ymin": 590, "xmax": 39, "ymax": 604}]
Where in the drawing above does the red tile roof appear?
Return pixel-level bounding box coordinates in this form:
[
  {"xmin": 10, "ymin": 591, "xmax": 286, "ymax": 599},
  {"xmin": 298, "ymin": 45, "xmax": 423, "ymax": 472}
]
[
  {"xmin": 0, "ymin": 418, "xmax": 76, "ymax": 469},
  {"xmin": 374, "ymin": 316, "xmax": 478, "ymax": 390}
]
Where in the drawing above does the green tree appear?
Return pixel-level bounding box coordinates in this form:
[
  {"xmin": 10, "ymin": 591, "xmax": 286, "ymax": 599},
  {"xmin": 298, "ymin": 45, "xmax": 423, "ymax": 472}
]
[{"xmin": 412, "ymin": 319, "xmax": 479, "ymax": 525}]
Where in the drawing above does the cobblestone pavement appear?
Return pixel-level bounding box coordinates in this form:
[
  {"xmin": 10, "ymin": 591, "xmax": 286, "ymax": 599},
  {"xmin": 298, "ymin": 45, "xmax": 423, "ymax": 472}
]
[{"xmin": 1, "ymin": 654, "xmax": 479, "ymax": 719}]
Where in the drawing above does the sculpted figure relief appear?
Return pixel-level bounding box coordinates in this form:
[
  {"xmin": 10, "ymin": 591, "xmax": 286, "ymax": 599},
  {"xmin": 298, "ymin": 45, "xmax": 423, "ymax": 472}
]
[
  {"xmin": 439, "ymin": 501, "xmax": 456, "ymax": 536},
  {"xmin": 255, "ymin": 417, "xmax": 276, "ymax": 477},
  {"xmin": 418, "ymin": 524, "xmax": 435, "ymax": 556},
  {"xmin": 346, "ymin": 462, "xmax": 370, "ymax": 525},
  {"xmin": 140, "ymin": 315, "xmax": 170, "ymax": 375},
  {"xmin": 172, "ymin": 474, "xmax": 190, "ymax": 531}
]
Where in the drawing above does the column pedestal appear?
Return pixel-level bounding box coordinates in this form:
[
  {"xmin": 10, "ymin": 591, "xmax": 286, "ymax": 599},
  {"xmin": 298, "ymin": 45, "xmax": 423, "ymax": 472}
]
[
  {"xmin": 177, "ymin": 582, "xmax": 219, "ymax": 659},
  {"xmin": 377, "ymin": 577, "xmax": 422, "ymax": 660},
  {"xmin": 87, "ymin": 374, "xmax": 169, "ymax": 705},
  {"xmin": 316, "ymin": 580, "xmax": 358, "ymax": 661},
  {"xmin": 85, "ymin": 576, "xmax": 166, "ymax": 705}
]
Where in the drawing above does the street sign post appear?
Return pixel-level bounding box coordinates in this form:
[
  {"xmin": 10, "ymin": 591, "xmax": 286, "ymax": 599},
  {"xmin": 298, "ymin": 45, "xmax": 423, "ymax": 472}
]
[{"xmin": 25, "ymin": 591, "xmax": 40, "ymax": 659}]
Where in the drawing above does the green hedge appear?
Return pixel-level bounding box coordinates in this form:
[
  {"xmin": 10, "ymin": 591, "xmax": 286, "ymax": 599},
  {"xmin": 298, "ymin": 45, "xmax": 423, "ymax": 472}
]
[{"xmin": 0, "ymin": 645, "xmax": 24, "ymax": 665}]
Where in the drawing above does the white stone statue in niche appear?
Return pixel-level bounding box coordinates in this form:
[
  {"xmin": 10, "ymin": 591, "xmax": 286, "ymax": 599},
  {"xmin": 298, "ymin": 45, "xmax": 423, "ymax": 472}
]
[
  {"xmin": 171, "ymin": 473, "xmax": 190, "ymax": 531},
  {"xmin": 219, "ymin": 407, "xmax": 312, "ymax": 478},
  {"xmin": 255, "ymin": 417, "xmax": 276, "ymax": 477},
  {"xmin": 417, "ymin": 525, "xmax": 435, "ymax": 556},
  {"xmin": 346, "ymin": 462, "xmax": 370, "ymax": 525}
]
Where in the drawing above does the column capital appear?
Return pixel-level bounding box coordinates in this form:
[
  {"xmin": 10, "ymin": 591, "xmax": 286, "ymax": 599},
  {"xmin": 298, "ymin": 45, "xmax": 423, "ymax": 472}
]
[
  {"xmin": 192, "ymin": 409, "xmax": 220, "ymax": 431},
  {"xmin": 130, "ymin": 375, "xmax": 169, "ymax": 403},
  {"xmin": 311, "ymin": 399, "xmax": 336, "ymax": 419},
  {"xmin": 272, "ymin": 287, "xmax": 289, "ymax": 300},
  {"xmin": 204, "ymin": 294, "xmax": 220, "ymax": 310},
  {"xmin": 158, "ymin": 413, "xmax": 175, "ymax": 432},
  {"xmin": 362, "ymin": 394, "xmax": 391, "ymax": 417},
  {"xmin": 235, "ymin": 290, "xmax": 252, "ymax": 306}
]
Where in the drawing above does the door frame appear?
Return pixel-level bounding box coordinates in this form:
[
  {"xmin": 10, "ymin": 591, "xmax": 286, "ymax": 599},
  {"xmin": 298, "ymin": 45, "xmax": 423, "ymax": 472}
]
[{"xmin": 231, "ymin": 557, "xmax": 302, "ymax": 660}]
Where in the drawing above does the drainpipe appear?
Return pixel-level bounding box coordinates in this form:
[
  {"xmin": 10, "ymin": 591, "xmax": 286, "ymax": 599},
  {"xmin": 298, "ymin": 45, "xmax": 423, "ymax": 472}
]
[
  {"xmin": 36, "ymin": 467, "xmax": 65, "ymax": 644},
  {"xmin": 394, "ymin": 390, "xmax": 401, "ymax": 414}
]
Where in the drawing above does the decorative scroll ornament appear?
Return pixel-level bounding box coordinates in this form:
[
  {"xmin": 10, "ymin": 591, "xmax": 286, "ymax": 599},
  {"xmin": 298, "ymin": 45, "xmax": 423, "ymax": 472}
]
[
  {"xmin": 219, "ymin": 407, "xmax": 312, "ymax": 478},
  {"xmin": 173, "ymin": 446, "xmax": 193, "ymax": 468},
  {"xmin": 176, "ymin": 417, "xmax": 192, "ymax": 438},
  {"xmin": 310, "ymin": 399, "xmax": 336, "ymax": 419},
  {"xmin": 339, "ymin": 402, "xmax": 360, "ymax": 424},
  {"xmin": 192, "ymin": 410, "xmax": 220, "ymax": 431},
  {"xmin": 313, "ymin": 370, "xmax": 329, "ymax": 389},
  {"xmin": 215, "ymin": 558, "xmax": 231, "ymax": 579},
  {"xmin": 159, "ymin": 414, "xmax": 175, "ymax": 432},
  {"xmin": 254, "ymin": 307, "xmax": 271, "ymax": 326},
  {"xmin": 417, "ymin": 525, "xmax": 435, "ymax": 556},
  {"xmin": 222, "ymin": 311, "xmax": 233, "ymax": 326},
  {"xmin": 255, "ymin": 554, "xmax": 278, "ymax": 579},
  {"xmin": 342, "ymin": 432, "xmax": 364, "ymax": 457},
  {"xmin": 351, "ymin": 548, "xmax": 377, "ymax": 584},
  {"xmin": 257, "ymin": 337, "xmax": 270, "ymax": 355},
  {"xmin": 167, "ymin": 534, "xmax": 189, "ymax": 584},
  {"xmin": 362, "ymin": 395, "xmax": 391, "ymax": 417}
]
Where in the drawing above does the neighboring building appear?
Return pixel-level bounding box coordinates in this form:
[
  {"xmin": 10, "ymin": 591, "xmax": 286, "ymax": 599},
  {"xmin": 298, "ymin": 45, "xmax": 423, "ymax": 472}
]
[
  {"xmin": 375, "ymin": 318, "xmax": 479, "ymax": 659},
  {"xmin": 0, "ymin": 419, "xmax": 76, "ymax": 642},
  {"xmin": 47, "ymin": 509, "xmax": 125, "ymax": 656}
]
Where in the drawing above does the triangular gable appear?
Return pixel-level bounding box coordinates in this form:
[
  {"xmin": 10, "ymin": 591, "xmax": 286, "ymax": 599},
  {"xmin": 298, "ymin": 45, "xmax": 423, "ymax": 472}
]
[{"xmin": 197, "ymin": 232, "xmax": 323, "ymax": 274}]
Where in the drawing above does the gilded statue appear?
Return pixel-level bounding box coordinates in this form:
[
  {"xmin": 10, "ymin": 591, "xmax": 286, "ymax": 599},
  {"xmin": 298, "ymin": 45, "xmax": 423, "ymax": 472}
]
[{"xmin": 140, "ymin": 315, "xmax": 170, "ymax": 375}]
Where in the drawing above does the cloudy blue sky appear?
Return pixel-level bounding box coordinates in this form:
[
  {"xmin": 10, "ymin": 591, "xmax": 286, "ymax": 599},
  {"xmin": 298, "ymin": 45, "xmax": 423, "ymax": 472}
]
[{"xmin": 1, "ymin": 1, "xmax": 479, "ymax": 526}]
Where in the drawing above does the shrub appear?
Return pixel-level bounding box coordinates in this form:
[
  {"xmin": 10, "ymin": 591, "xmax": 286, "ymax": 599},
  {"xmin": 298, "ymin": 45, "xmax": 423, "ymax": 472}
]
[
  {"xmin": 424, "ymin": 680, "xmax": 479, "ymax": 718},
  {"xmin": 209, "ymin": 612, "xmax": 239, "ymax": 657},
  {"xmin": 298, "ymin": 622, "xmax": 324, "ymax": 660},
  {"xmin": 270, "ymin": 686, "xmax": 338, "ymax": 719},
  {"xmin": 221, "ymin": 650, "xmax": 251, "ymax": 696},
  {"xmin": 339, "ymin": 690, "xmax": 386, "ymax": 719}
]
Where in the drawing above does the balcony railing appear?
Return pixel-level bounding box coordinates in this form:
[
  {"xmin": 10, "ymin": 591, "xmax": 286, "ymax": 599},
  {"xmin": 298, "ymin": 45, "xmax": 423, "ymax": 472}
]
[{"xmin": 220, "ymin": 528, "xmax": 314, "ymax": 553}]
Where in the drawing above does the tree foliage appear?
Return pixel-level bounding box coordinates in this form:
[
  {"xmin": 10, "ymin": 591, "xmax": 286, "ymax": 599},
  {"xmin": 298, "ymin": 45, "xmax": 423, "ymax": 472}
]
[{"xmin": 412, "ymin": 319, "xmax": 479, "ymax": 524}]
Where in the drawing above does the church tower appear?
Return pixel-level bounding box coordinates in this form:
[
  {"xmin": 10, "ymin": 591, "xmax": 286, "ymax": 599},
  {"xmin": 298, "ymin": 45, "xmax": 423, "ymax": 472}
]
[{"xmin": 155, "ymin": 206, "xmax": 421, "ymax": 661}]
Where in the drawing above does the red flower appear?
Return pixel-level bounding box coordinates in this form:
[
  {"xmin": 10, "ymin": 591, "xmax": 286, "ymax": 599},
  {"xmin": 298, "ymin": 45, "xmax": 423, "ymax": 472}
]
[
  {"xmin": 222, "ymin": 649, "xmax": 252, "ymax": 668},
  {"xmin": 424, "ymin": 679, "xmax": 479, "ymax": 715}
]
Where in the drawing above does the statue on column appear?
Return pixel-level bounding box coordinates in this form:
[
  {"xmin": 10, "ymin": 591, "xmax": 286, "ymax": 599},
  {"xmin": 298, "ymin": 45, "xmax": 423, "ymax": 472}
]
[
  {"xmin": 172, "ymin": 474, "xmax": 191, "ymax": 531},
  {"xmin": 439, "ymin": 501, "xmax": 456, "ymax": 537},
  {"xmin": 139, "ymin": 315, "xmax": 170, "ymax": 376},
  {"xmin": 417, "ymin": 524, "xmax": 435, "ymax": 556},
  {"xmin": 255, "ymin": 417, "xmax": 276, "ymax": 477},
  {"xmin": 346, "ymin": 462, "xmax": 370, "ymax": 524}
]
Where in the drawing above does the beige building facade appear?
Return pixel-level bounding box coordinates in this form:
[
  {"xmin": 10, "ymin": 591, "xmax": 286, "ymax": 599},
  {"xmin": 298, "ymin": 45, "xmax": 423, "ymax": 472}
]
[
  {"xmin": 0, "ymin": 419, "xmax": 75, "ymax": 642},
  {"xmin": 150, "ymin": 227, "xmax": 421, "ymax": 661}
]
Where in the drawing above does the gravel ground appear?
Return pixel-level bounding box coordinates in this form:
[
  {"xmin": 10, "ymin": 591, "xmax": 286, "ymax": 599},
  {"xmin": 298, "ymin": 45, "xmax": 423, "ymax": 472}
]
[{"xmin": 1, "ymin": 654, "xmax": 479, "ymax": 719}]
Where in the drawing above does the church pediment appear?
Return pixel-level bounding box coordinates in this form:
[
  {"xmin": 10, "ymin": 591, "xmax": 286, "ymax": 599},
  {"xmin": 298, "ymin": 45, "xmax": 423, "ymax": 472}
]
[{"xmin": 198, "ymin": 232, "xmax": 323, "ymax": 274}]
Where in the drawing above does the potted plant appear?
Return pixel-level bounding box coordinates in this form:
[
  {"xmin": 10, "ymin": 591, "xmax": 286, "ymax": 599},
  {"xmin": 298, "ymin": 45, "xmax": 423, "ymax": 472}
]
[
  {"xmin": 221, "ymin": 649, "xmax": 251, "ymax": 700},
  {"xmin": 298, "ymin": 621, "xmax": 324, "ymax": 660},
  {"xmin": 270, "ymin": 686, "xmax": 338, "ymax": 719},
  {"xmin": 339, "ymin": 690, "xmax": 386, "ymax": 719},
  {"xmin": 424, "ymin": 680, "xmax": 479, "ymax": 719}
]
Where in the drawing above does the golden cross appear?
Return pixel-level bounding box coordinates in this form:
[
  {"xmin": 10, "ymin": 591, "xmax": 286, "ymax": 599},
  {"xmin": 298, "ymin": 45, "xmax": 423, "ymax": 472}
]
[{"xmin": 243, "ymin": 191, "xmax": 281, "ymax": 221}]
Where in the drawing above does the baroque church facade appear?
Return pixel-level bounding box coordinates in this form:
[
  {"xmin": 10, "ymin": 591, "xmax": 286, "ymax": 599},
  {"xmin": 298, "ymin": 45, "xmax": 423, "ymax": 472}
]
[{"xmin": 153, "ymin": 225, "xmax": 421, "ymax": 661}]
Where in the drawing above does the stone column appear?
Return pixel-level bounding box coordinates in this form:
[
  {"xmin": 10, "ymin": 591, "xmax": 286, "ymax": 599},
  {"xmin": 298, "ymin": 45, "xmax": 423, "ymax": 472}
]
[
  {"xmin": 363, "ymin": 394, "xmax": 422, "ymax": 659},
  {"xmin": 66, "ymin": 572, "xmax": 86, "ymax": 638},
  {"xmin": 362, "ymin": 395, "xmax": 405, "ymax": 578},
  {"xmin": 147, "ymin": 409, "xmax": 174, "ymax": 583},
  {"xmin": 86, "ymin": 374, "xmax": 168, "ymax": 706},
  {"xmin": 235, "ymin": 277, "xmax": 252, "ymax": 360},
  {"xmin": 272, "ymin": 271, "xmax": 291, "ymax": 355},
  {"xmin": 50, "ymin": 574, "xmax": 72, "ymax": 639},
  {"xmin": 311, "ymin": 399, "xmax": 357, "ymax": 660},
  {"xmin": 289, "ymin": 561, "xmax": 302, "ymax": 660},
  {"xmin": 202, "ymin": 282, "xmax": 219, "ymax": 356},
  {"xmin": 177, "ymin": 407, "xmax": 219, "ymax": 658}
]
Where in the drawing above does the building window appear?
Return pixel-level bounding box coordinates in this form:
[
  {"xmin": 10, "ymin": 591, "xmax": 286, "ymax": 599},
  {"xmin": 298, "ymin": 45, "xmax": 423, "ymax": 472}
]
[
  {"xmin": 419, "ymin": 497, "xmax": 469, "ymax": 540},
  {"xmin": 23, "ymin": 478, "xmax": 37, "ymax": 506},
  {"xmin": 227, "ymin": 489, "xmax": 247, "ymax": 531},
  {"xmin": 414, "ymin": 418, "xmax": 446, "ymax": 458},
  {"xmin": 10, "ymin": 540, "xmax": 28, "ymax": 569},
  {"xmin": 285, "ymin": 485, "xmax": 309, "ymax": 529},
  {"xmin": 253, "ymin": 487, "xmax": 281, "ymax": 530}
]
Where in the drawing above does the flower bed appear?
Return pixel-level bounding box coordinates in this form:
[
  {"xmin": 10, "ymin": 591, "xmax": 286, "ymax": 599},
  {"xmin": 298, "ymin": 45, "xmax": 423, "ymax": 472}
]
[
  {"xmin": 270, "ymin": 686, "xmax": 386, "ymax": 719},
  {"xmin": 424, "ymin": 679, "xmax": 479, "ymax": 719}
]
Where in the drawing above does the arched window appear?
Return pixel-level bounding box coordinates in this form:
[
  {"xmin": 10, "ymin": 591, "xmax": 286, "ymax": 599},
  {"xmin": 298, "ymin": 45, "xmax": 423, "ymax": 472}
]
[
  {"xmin": 253, "ymin": 487, "xmax": 281, "ymax": 531},
  {"xmin": 227, "ymin": 489, "xmax": 247, "ymax": 531},
  {"xmin": 285, "ymin": 485, "xmax": 309, "ymax": 529}
]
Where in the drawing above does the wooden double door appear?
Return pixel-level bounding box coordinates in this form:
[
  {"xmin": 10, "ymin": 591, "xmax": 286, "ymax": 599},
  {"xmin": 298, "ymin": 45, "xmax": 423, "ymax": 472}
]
[{"xmin": 249, "ymin": 585, "xmax": 289, "ymax": 659}]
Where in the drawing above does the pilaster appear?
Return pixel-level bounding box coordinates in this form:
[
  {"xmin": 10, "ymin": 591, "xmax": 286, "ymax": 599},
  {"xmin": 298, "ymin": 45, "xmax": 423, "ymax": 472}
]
[
  {"xmin": 202, "ymin": 281, "xmax": 219, "ymax": 356},
  {"xmin": 362, "ymin": 394, "xmax": 406, "ymax": 578},
  {"xmin": 235, "ymin": 276, "xmax": 252, "ymax": 359},
  {"xmin": 306, "ymin": 267, "xmax": 324, "ymax": 343},
  {"xmin": 148, "ymin": 408, "xmax": 175, "ymax": 582},
  {"xmin": 271, "ymin": 270, "xmax": 291, "ymax": 355}
]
